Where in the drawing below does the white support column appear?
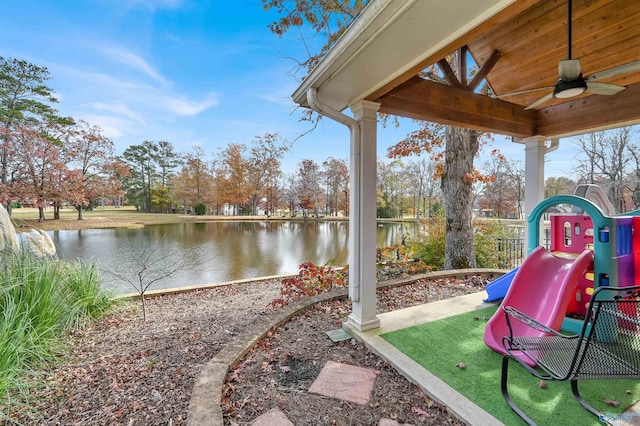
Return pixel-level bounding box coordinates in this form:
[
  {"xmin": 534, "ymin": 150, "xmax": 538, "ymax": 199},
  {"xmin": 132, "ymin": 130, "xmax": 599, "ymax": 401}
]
[
  {"xmin": 523, "ymin": 137, "xmax": 548, "ymax": 249},
  {"xmin": 346, "ymin": 100, "xmax": 380, "ymax": 331}
]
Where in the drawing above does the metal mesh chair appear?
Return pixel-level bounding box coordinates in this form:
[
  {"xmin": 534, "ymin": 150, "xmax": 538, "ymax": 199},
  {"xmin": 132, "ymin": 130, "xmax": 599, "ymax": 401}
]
[{"xmin": 501, "ymin": 285, "xmax": 640, "ymax": 425}]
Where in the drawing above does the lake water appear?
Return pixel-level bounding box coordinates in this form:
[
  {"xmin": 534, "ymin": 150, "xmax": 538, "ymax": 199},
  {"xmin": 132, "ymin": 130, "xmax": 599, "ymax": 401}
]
[{"xmin": 51, "ymin": 221, "xmax": 416, "ymax": 294}]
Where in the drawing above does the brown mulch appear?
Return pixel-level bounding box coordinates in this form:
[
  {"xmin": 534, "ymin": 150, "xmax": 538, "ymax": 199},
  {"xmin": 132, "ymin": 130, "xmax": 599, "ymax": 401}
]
[{"xmin": 2, "ymin": 276, "xmax": 490, "ymax": 425}]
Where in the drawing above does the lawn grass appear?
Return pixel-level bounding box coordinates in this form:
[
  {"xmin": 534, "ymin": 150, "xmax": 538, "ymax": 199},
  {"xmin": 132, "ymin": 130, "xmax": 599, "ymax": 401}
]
[
  {"xmin": 11, "ymin": 206, "xmax": 193, "ymax": 231},
  {"xmin": 381, "ymin": 305, "xmax": 640, "ymax": 425},
  {"xmin": 10, "ymin": 206, "xmax": 347, "ymax": 233}
]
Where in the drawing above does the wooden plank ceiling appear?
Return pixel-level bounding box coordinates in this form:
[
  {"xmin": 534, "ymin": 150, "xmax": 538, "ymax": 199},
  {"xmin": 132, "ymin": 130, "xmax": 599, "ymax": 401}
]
[{"xmin": 371, "ymin": 0, "xmax": 640, "ymax": 139}]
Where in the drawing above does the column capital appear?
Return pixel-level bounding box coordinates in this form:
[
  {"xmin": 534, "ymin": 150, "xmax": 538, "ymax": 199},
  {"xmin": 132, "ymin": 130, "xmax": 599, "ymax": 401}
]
[
  {"xmin": 520, "ymin": 137, "xmax": 560, "ymax": 155},
  {"xmin": 349, "ymin": 100, "xmax": 381, "ymax": 120},
  {"xmin": 513, "ymin": 135, "xmax": 547, "ymax": 143},
  {"xmin": 524, "ymin": 138, "xmax": 547, "ymax": 151}
]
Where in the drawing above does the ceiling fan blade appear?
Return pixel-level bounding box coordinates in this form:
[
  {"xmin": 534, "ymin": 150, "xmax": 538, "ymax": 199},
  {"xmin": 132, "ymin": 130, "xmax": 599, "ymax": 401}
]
[
  {"xmin": 558, "ymin": 59, "xmax": 581, "ymax": 80},
  {"xmin": 586, "ymin": 82, "xmax": 626, "ymax": 95},
  {"xmin": 525, "ymin": 92, "xmax": 554, "ymax": 110},
  {"xmin": 587, "ymin": 60, "xmax": 640, "ymax": 81},
  {"xmin": 496, "ymin": 85, "xmax": 555, "ymax": 98}
]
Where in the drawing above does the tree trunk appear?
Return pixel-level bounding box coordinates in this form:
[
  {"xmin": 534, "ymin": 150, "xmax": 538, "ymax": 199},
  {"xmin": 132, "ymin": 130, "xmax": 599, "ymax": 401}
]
[
  {"xmin": 38, "ymin": 206, "xmax": 45, "ymax": 222},
  {"xmin": 76, "ymin": 205, "xmax": 84, "ymax": 220},
  {"xmin": 633, "ymin": 186, "xmax": 640, "ymax": 208},
  {"xmin": 442, "ymin": 126, "xmax": 478, "ymax": 269},
  {"xmin": 54, "ymin": 203, "xmax": 60, "ymax": 220}
]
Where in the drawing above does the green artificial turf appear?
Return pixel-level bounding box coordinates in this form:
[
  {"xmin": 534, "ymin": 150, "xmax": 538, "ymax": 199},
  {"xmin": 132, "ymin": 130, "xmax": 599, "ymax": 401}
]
[{"xmin": 381, "ymin": 305, "xmax": 640, "ymax": 425}]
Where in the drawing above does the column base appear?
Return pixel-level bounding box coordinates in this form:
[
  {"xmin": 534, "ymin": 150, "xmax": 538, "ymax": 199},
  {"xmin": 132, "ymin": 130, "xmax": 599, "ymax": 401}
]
[{"xmin": 346, "ymin": 313, "xmax": 380, "ymax": 332}]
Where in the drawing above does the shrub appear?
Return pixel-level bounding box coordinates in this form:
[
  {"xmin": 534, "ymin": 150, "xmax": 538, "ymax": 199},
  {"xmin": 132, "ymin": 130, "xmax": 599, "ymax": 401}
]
[
  {"xmin": 411, "ymin": 217, "xmax": 447, "ymax": 269},
  {"xmin": 473, "ymin": 219, "xmax": 522, "ymax": 269},
  {"xmin": 60, "ymin": 259, "xmax": 115, "ymax": 327},
  {"xmin": 271, "ymin": 262, "xmax": 348, "ymax": 308},
  {"xmin": 376, "ymin": 243, "xmax": 430, "ymax": 281},
  {"xmin": 412, "ymin": 218, "xmax": 522, "ymax": 270},
  {"xmin": 271, "ymin": 244, "xmax": 430, "ymax": 309},
  {"xmin": 194, "ymin": 203, "xmax": 207, "ymax": 215}
]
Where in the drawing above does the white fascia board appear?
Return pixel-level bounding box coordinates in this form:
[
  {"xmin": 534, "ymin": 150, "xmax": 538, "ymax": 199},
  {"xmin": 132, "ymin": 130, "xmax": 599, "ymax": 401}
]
[
  {"xmin": 291, "ymin": 0, "xmax": 412, "ymax": 107},
  {"xmin": 292, "ymin": 0, "xmax": 516, "ymax": 113}
]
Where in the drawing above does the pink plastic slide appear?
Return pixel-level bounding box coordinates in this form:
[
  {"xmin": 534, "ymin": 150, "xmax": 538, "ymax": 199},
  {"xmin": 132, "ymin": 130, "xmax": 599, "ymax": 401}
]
[{"xmin": 484, "ymin": 246, "xmax": 594, "ymax": 365}]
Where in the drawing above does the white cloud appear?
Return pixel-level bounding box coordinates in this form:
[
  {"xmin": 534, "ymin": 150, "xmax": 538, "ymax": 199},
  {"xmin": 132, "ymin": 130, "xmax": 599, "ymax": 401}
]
[
  {"xmin": 80, "ymin": 114, "xmax": 133, "ymax": 138},
  {"xmin": 57, "ymin": 60, "xmax": 219, "ymax": 118},
  {"xmin": 250, "ymin": 73, "xmax": 299, "ymax": 107},
  {"xmin": 159, "ymin": 92, "xmax": 219, "ymax": 116},
  {"xmin": 61, "ymin": 65, "xmax": 138, "ymax": 91},
  {"xmin": 41, "ymin": 56, "xmax": 221, "ymax": 153},
  {"xmin": 87, "ymin": 102, "xmax": 145, "ymax": 123},
  {"xmin": 259, "ymin": 92, "xmax": 295, "ymax": 108},
  {"xmin": 100, "ymin": 46, "xmax": 165, "ymax": 83}
]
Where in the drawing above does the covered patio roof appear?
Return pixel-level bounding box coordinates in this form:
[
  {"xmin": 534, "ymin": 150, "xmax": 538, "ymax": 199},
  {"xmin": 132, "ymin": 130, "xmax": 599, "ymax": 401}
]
[
  {"xmin": 290, "ymin": 0, "xmax": 640, "ymax": 333},
  {"xmin": 293, "ymin": 0, "xmax": 640, "ymax": 139}
]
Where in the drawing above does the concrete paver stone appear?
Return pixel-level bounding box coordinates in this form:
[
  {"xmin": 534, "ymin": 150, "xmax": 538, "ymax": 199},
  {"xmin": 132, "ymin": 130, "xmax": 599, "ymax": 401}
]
[
  {"xmin": 379, "ymin": 419, "xmax": 414, "ymax": 426},
  {"xmin": 308, "ymin": 360, "xmax": 379, "ymax": 405},
  {"xmin": 251, "ymin": 408, "xmax": 294, "ymax": 426}
]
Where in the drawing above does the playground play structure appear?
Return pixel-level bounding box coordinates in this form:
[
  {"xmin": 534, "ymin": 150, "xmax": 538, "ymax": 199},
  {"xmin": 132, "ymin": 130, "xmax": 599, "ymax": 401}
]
[{"xmin": 484, "ymin": 184, "xmax": 640, "ymax": 355}]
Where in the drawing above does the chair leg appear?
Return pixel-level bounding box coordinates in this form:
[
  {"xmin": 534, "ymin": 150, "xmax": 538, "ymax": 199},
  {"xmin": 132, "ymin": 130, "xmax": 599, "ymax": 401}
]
[
  {"xmin": 501, "ymin": 355, "xmax": 537, "ymax": 426},
  {"xmin": 571, "ymin": 380, "xmax": 611, "ymax": 424}
]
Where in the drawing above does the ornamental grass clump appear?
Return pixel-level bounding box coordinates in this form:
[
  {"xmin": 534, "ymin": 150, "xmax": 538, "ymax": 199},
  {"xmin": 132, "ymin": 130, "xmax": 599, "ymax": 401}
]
[
  {"xmin": 23, "ymin": 229, "xmax": 57, "ymax": 258},
  {"xmin": 0, "ymin": 205, "xmax": 19, "ymax": 254},
  {"xmin": 0, "ymin": 204, "xmax": 114, "ymax": 409}
]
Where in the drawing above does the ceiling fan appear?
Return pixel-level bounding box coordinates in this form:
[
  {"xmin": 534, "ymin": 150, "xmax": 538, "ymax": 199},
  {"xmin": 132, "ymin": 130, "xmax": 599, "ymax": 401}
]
[{"xmin": 498, "ymin": 0, "xmax": 640, "ymax": 110}]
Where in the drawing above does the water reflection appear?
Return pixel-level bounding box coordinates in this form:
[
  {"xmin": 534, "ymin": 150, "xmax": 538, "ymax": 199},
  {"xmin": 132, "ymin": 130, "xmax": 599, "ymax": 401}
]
[{"xmin": 51, "ymin": 221, "xmax": 414, "ymax": 294}]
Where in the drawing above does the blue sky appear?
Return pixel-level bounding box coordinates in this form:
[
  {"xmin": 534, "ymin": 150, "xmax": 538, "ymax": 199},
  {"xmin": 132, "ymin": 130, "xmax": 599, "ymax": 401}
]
[{"xmin": 0, "ymin": 0, "xmax": 578, "ymax": 177}]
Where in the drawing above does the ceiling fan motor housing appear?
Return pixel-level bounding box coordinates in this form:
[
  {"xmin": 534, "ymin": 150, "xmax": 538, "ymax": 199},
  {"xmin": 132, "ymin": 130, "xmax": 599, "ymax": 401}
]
[{"xmin": 553, "ymin": 75, "xmax": 587, "ymax": 98}]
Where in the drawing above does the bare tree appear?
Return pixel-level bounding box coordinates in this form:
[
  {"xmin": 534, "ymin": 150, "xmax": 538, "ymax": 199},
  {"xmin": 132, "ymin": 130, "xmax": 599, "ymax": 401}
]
[
  {"xmin": 479, "ymin": 156, "xmax": 524, "ymax": 219},
  {"xmin": 246, "ymin": 133, "xmax": 290, "ymax": 215},
  {"xmin": 296, "ymin": 159, "xmax": 321, "ymax": 217},
  {"xmin": 406, "ymin": 158, "xmax": 440, "ymax": 217},
  {"xmin": 103, "ymin": 237, "xmax": 207, "ymax": 321},
  {"xmin": 573, "ymin": 127, "xmax": 634, "ymax": 212},
  {"xmin": 282, "ymin": 173, "xmax": 299, "ymax": 216},
  {"xmin": 321, "ymin": 157, "xmax": 349, "ymax": 217},
  {"xmin": 625, "ymin": 130, "xmax": 640, "ymax": 209}
]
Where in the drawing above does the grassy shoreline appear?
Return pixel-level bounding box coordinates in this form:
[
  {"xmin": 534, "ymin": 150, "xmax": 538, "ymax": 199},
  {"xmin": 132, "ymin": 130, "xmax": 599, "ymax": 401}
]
[{"xmin": 11, "ymin": 206, "xmax": 423, "ymax": 233}]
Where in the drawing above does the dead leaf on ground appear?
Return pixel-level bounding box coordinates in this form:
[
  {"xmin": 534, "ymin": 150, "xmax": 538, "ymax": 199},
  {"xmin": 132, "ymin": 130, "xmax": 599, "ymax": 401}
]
[
  {"xmin": 605, "ymin": 399, "xmax": 620, "ymax": 407},
  {"xmin": 412, "ymin": 406, "xmax": 432, "ymax": 418}
]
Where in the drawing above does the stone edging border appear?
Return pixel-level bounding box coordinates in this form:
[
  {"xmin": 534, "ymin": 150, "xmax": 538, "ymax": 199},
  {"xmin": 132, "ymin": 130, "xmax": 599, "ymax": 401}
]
[{"xmin": 186, "ymin": 268, "xmax": 506, "ymax": 426}]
